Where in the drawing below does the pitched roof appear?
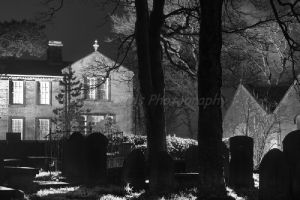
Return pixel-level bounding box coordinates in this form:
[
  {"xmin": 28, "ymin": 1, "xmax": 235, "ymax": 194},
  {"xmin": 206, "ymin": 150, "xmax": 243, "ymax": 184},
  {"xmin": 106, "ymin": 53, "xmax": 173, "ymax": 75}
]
[
  {"xmin": 0, "ymin": 58, "xmax": 71, "ymax": 76},
  {"xmin": 246, "ymin": 84, "xmax": 291, "ymax": 113},
  {"xmin": 223, "ymin": 84, "xmax": 268, "ymax": 121}
]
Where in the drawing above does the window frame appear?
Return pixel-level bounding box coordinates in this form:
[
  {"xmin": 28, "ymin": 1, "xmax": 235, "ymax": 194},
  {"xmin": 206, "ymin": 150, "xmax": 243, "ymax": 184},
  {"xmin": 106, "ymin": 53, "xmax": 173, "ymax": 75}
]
[
  {"xmin": 11, "ymin": 118, "xmax": 24, "ymax": 140},
  {"xmin": 36, "ymin": 118, "xmax": 51, "ymax": 140},
  {"xmin": 82, "ymin": 115, "xmax": 88, "ymax": 135},
  {"xmin": 85, "ymin": 77, "xmax": 110, "ymax": 101},
  {"xmin": 91, "ymin": 115, "xmax": 105, "ymax": 126},
  {"xmin": 87, "ymin": 77, "xmax": 97, "ymax": 100},
  {"xmin": 12, "ymin": 80, "xmax": 24, "ymax": 104},
  {"xmin": 39, "ymin": 81, "xmax": 50, "ymax": 105},
  {"xmin": 99, "ymin": 78, "xmax": 110, "ymax": 100}
]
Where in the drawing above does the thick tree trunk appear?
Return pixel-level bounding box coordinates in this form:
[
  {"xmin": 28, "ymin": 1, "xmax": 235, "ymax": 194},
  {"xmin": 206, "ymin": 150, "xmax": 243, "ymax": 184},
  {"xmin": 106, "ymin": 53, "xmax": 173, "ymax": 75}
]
[
  {"xmin": 135, "ymin": 0, "xmax": 171, "ymax": 194},
  {"xmin": 198, "ymin": 0, "xmax": 226, "ymax": 198}
]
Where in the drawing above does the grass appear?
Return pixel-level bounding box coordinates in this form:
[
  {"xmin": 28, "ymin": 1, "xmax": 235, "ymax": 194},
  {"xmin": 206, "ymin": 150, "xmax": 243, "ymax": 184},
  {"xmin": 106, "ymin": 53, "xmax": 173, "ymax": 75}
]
[{"xmin": 26, "ymin": 171, "xmax": 259, "ymax": 200}]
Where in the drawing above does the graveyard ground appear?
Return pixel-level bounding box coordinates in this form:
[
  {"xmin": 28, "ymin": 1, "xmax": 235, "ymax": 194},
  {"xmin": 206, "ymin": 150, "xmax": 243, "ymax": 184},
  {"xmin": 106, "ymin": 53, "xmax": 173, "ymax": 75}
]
[{"xmin": 23, "ymin": 171, "xmax": 259, "ymax": 200}]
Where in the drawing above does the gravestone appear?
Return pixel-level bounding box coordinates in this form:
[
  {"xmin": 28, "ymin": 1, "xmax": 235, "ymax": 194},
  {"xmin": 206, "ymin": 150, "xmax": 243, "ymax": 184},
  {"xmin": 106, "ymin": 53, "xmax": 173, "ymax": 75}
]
[
  {"xmin": 229, "ymin": 136, "xmax": 254, "ymax": 188},
  {"xmin": 283, "ymin": 130, "xmax": 300, "ymax": 200},
  {"xmin": 4, "ymin": 166, "xmax": 39, "ymax": 192},
  {"xmin": 63, "ymin": 132, "xmax": 86, "ymax": 182},
  {"xmin": 0, "ymin": 186, "xmax": 24, "ymax": 200},
  {"xmin": 259, "ymin": 148, "xmax": 289, "ymax": 200},
  {"xmin": 283, "ymin": 130, "xmax": 300, "ymax": 167},
  {"xmin": 6, "ymin": 132, "xmax": 21, "ymax": 143},
  {"xmin": 149, "ymin": 151, "xmax": 175, "ymax": 194},
  {"xmin": 122, "ymin": 149, "xmax": 146, "ymax": 190},
  {"xmin": 84, "ymin": 132, "xmax": 108, "ymax": 185},
  {"xmin": 184, "ymin": 145, "xmax": 199, "ymax": 172}
]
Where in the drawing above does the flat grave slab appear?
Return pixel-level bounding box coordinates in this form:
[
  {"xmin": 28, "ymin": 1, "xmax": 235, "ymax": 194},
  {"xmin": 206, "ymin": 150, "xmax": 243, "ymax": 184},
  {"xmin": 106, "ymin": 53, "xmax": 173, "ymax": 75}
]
[{"xmin": 0, "ymin": 186, "xmax": 24, "ymax": 199}]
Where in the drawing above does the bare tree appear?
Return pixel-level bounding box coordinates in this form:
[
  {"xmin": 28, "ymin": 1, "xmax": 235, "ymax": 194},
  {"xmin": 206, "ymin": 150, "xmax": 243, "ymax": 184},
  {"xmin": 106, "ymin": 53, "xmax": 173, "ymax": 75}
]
[
  {"xmin": 270, "ymin": 0, "xmax": 300, "ymax": 80},
  {"xmin": 134, "ymin": 0, "xmax": 174, "ymax": 194},
  {"xmin": 197, "ymin": 0, "xmax": 226, "ymax": 197},
  {"xmin": 0, "ymin": 20, "xmax": 47, "ymax": 58}
]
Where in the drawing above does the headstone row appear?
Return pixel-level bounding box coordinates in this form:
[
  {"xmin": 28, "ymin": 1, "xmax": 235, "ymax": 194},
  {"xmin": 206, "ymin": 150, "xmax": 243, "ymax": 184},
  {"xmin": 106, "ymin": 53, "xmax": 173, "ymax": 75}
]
[
  {"xmin": 259, "ymin": 130, "xmax": 300, "ymax": 200},
  {"xmin": 62, "ymin": 132, "xmax": 108, "ymax": 185}
]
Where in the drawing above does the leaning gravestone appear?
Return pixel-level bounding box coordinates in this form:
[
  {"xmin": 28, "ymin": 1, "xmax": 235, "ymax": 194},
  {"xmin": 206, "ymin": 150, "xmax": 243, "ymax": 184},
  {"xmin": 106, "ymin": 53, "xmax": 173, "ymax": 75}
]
[
  {"xmin": 229, "ymin": 136, "xmax": 254, "ymax": 188},
  {"xmin": 149, "ymin": 151, "xmax": 175, "ymax": 194},
  {"xmin": 283, "ymin": 130, "xmax": 300, "ymax": 200},
  {"xmin": 122, "ymin": 149, "xmax": 146, "ymax": 190},
  {"xmin": 184, "ymin": 145, "xmax": 199, "ymax": 172},
  {"xmin": 84, "ymin": 132, "xmax": 108, "ymax": 185},
  {"xmin": 63, "ymin": 132, "xmax": 86, "ymax": 182},
  {"xmin": 259, "ymin": 148, "xmax": 289, "ymax": 200}
]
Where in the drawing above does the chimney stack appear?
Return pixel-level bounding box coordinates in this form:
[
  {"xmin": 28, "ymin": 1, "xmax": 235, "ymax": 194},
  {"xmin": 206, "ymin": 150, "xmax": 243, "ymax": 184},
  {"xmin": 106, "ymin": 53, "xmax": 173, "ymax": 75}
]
[{"xmin": 47, "ymin": 41, "xmax": 63, "ymax": 64}]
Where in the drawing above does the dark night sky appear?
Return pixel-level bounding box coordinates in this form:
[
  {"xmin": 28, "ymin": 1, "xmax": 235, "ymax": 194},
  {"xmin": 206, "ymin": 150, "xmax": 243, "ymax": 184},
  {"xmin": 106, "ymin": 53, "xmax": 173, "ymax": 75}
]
[{"xmin": 0, "ymin": 0, "xmax": 118, "ymax": 61}]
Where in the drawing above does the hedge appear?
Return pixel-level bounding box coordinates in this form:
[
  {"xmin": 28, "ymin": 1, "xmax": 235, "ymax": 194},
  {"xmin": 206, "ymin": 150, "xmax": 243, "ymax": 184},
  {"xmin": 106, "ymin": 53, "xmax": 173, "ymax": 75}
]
[{"xmin": 108, "ymin": 134, "xmax": 197, "ymax": 160}]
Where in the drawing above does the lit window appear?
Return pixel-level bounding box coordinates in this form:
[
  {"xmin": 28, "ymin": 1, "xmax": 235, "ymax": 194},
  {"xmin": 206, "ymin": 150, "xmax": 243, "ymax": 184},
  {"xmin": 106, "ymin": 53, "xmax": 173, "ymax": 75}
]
[
  {"xmin": 12, "ymin": 119, "xmax": 23, "ymax": 139},
  {"xmin": 91, "ymin": 115, "xmax": 105, "ymax": 126},
  {"xmin": 99, "ymin": 78, "xmax": 109, "ymax": 100},
  {"xmin": 39, "ymin": 119, "xmax": 50, "ymax": 140},
  {"xmin": 88, "ymin": 77, "xmax": 96, "ymax": 100},
  {"xmin": 82, "ymin": 115, "xmax": 88, "ymax": 135},
  {"xmin": 12, "ymin": 81, "xmax": 23, "ymax": 104},
  {"xmin": 40, "ymin": 82, "xmax": 50, "ymax": 104}
]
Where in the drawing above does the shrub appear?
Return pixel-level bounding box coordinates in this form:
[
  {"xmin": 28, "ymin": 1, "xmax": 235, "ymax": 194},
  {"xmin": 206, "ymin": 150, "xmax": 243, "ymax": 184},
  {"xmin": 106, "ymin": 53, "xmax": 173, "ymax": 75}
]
[
  {"xmin": 166, "ymin": 135, "xmax": 198, "ymax": 160},
  {"xmin": 108, "ymin": 134, "xmax": 197, "ymax": 160}
]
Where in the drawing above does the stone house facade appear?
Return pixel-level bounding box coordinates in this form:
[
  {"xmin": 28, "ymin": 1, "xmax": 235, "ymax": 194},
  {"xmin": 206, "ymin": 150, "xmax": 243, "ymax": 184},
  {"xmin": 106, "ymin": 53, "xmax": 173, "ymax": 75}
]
[
  {"xmin": 0, "ymin": 41, "xmax": 67, "ymax": 140},
  {"xmin": 0, "ymin": 41, "xmax": 134, "ymax": 140},
  {"xmin": 69, "ymin": 41, "xmax": 134, "ymax": 135}
]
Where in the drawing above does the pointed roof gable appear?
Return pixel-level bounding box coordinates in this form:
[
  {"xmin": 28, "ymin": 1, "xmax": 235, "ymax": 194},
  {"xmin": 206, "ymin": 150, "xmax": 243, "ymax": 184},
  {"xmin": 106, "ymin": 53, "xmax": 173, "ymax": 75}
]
[
  {"xmin": 71, "ymin": 51, "xmax": 132, "ymax": 74},
  {"xmin": 69, "ymin": 50, "xmax": 134, "ymax": 83},
  {"xmin": 224, "ymin": 81, "xmax": 294, "ymax": 117},
  {"xmin": 71, "ymin": 51, "xmax": 114, "ymax": 68},
  {"xmin": 246, "ymin": 84, "xmax": 290, "ymax": 113},
  {"xmin": 223, "ymin": 83, "xmax": 268, "ymax": 119},
  {"xmin": 273, "ymin": 80, "xmax": 300, "ymax": 114}
]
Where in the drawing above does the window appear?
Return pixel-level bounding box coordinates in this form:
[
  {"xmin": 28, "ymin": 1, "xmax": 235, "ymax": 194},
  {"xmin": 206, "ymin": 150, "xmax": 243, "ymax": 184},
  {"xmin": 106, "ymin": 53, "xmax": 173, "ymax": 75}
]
[
  {"xmin": 40, "ymin": 82, "xmax": 50, "ymax": 104},
  {"xmin": 90, "ymin": 114, "xmax": 115, "ymax": 125},
  {"xmin": 82, "ymin": 115, "xmax": 88, "ymax": 135},
  {"xmin": 88, "ymin": 77, "xmax": 96, "ymax": 100},
  {"xmin": 38, "ymin": 119, "xmax": 50, "ymax": 140},
  {"xmin": 91, "ymin": 115, "xmax": 105, "ymax": 126},
  {"xmin": 99, "ymin": 78, "xmax": 109, "ymax": 100},
  {"xmin": 86, "ymin": 77, "xmax": 110, "ymax": 100},
  {"xmin": 11, "ymin": 118, "xmax": 23, "ymax": 139},
  {"xmin": 12, "ymin": 81, "xmax": 24, "ymax": 104}
]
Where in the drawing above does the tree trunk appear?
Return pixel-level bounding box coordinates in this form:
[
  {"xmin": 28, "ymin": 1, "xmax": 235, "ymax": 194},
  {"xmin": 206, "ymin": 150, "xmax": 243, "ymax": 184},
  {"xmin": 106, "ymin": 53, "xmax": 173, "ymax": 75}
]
[
  {"xmin": 198, "ymin": 0, "xmax": 226, "ymax": 198},
  {"xmin": 135, "ymin": 0, "xmax": 171, "ymax": 194}
]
